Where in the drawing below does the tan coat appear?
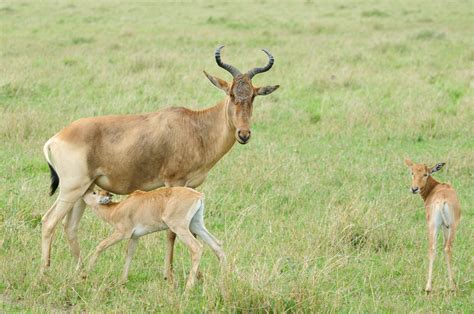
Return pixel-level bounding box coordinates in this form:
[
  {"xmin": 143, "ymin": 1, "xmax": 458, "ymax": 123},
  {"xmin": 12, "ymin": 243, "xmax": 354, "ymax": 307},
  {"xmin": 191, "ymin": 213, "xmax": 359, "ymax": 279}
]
[
  {"xmin": 405, "ymin": 159, "xmax": 461, "ymax": 292},
  {"xmin": 40, "ymin": 46, "xmax": 279, "ymax": 277},
  {"xmin": 83, "ymin": 187, "xmax": 225, "ymax": 290}
]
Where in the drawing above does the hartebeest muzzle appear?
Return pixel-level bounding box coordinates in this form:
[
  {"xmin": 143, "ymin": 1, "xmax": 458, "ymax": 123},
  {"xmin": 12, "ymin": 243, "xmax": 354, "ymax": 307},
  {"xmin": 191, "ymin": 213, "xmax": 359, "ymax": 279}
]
[{"xmin": 236, "ymin": 129, "xmax": 251, "ymax": 144}]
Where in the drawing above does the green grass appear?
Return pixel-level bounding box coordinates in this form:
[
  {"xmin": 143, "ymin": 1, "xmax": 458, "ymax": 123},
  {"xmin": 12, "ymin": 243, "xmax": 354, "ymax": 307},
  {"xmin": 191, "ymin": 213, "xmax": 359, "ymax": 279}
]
[{"xmin": 1, "ymin": 0, "xmax": 473, "ymax": 312}]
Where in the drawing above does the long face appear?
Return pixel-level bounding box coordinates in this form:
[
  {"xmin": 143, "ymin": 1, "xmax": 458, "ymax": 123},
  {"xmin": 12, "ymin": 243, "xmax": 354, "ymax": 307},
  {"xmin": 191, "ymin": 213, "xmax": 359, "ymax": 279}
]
[
  {"xmin": 205, "ymin": 46, "xmax": 280, "ymax": 145},
  {"xmin": 404, "ymin": 159, "xmax": 445, "ymax": 194},
  {"xmin": 229, "ymin": 75, "xmax": 255, "ymax": 144},
  {"xmin": 83, "ymin": 189, "xmax": 113, "ymax": 206}
]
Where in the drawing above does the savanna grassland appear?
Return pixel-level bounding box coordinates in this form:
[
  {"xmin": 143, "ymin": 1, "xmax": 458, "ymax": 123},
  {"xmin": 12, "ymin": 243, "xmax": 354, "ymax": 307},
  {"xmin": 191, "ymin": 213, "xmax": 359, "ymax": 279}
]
[{"xmin": 1, "ymin": 0, "xmax": 473, "ymax": 312}]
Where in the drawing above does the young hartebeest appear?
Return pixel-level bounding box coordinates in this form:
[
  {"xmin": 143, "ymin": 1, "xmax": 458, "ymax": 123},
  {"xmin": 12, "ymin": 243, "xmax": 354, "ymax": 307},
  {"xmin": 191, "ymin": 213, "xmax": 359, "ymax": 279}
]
[
  {"xmin": 42, "ymin": 46, "xmax": 279, "ymax": 276},
  {"xmin": 404, "ymin": 159, "xmax": 461, "ymax": 292},
  {"xmin": 82, "ymin": 187, "xmax": 225, "ymax": 290}
]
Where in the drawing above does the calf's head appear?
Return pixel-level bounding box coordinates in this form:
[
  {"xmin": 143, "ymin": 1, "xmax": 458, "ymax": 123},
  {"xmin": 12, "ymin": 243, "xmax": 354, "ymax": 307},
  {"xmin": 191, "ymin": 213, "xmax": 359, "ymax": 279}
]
[
  {"xmin": 404, "ymin": 159, "xmax": 445, "ymax": 194},
  {"xmin": 83, "ymin": 189, "xmax": 114, "ymax": 206}
]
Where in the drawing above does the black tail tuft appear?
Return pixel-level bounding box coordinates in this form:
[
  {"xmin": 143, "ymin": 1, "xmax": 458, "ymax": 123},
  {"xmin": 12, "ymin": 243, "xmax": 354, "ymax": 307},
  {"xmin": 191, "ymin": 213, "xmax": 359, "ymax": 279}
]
[{"xmin": 48, "ymin": 163, "xmax": 59, "ymax": 196}]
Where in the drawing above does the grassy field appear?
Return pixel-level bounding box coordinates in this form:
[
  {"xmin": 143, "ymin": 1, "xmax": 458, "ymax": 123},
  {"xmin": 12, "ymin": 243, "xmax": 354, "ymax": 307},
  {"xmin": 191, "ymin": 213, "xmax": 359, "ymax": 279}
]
[{"xmin": 1, "ymin": 0, "xmax": 473, "ymax": 312}]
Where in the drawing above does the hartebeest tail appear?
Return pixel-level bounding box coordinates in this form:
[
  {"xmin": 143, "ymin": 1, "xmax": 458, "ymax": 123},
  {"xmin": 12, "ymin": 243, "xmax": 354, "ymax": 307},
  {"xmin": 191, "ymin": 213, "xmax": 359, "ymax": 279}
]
[
  {"xmin": 47, "ymin": 164, "xmax": 59, "ymax": 196},
  {"xmin": 82, "ymin": 187, "xmax": 225, "ymax": 290},
  {"xmin": 404, "ymin": 159, "xmax": 461, "ymax": 293},
  {"xmin": 43, "ymin": 139, "xmax": 59, "ymax": 196}
]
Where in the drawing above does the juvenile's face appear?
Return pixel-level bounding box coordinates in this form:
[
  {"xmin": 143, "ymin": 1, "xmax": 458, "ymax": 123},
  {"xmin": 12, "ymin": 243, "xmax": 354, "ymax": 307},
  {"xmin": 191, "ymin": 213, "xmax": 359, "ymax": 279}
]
[
  {"xmin": 408, "ymin": 164, "xmax": 430, "ymax": 194},
  {"xmin": 404, "ymin": 159, "xmax": 445, "ymax": 194},
  {"xmin": 83, "ymin": 189, "xmax": 113, "ymax": 206}
]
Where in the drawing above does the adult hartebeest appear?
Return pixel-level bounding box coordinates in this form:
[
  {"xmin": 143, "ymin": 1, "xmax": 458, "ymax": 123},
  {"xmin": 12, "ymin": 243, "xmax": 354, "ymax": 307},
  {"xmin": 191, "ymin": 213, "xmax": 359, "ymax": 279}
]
[
  {"xmin": 404, "ymin": 159, "xmax": 461, "ymax": 292},
  {"xmin": 41, "ymin": 46, "xmax": 279, "ymax": 277}
]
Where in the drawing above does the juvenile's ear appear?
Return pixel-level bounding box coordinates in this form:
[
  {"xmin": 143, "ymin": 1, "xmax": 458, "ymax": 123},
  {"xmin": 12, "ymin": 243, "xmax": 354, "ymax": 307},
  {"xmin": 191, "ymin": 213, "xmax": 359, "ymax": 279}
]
[
  {"xmin": 255, "ymin": 85, "xmax": 280, "ymax": 96},
  {"xmin": 203, "ymin": 71, "xmax": 229, "ymax": 93},
  {"xmin": 430, "ymin": 162, "xmax": 445, "ymax": 174},
  {"xmin": 404, "ymin": 158, "xmax": 413, "ymax": 167}
]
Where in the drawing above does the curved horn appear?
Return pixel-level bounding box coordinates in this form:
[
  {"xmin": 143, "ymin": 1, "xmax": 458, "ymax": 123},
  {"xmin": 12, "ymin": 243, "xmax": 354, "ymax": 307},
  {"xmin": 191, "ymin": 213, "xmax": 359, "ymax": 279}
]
[
  {"xmin": 215, "ymin": 45, "xmax": 241, "ymax": 77},
  {"xmin": 247, "ymin": 48, "xmax": 274, "ymax": 79}
]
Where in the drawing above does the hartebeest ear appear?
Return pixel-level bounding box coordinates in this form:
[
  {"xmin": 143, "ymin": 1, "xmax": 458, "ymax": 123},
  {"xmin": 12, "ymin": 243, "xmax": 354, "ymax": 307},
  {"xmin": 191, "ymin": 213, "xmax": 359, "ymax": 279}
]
[
  {"xmin": 255, "ymin": 85, "xmax": 280, "ymax": 96},
  {"xmin": 404, "ymin": 158, "xmax": 414, "ymax": 167},
  {"xmin": 203, "ymin": 71, "xmax": 229, "ymax": 93},
  {"xmin": 430, "ymin": 162, "xmax": 445, "ymax": 174}
]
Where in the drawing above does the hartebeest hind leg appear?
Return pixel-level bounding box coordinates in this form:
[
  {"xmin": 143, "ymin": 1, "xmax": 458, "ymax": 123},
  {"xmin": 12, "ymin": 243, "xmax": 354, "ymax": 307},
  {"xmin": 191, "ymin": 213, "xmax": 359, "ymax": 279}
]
[
  {"xmin": 63, "ymin": 199, "xmax": 86, "ymax": 271},
  {"xmin": 425, "ymin": 224, "xmax": 439, "ymax": 293},
  {"xmin": 442, "ymin": 225, "xmax": 457, "ymax": 290},
  {"xmin": 41, "ymin": 182, "xmax": 92, "ymax": 275},
  {"xmin": 163, "ymin": 180, "xmax": 183, "ymax": 281},
  {"xmin": 122, "ymin": 238, "xmax": 139, "ymax": 282},
  {"xmin": 41, "ymin": 199, "xmax": 78, "ymax": 274},
  {"xmin": 164, "ymin": 230, "xmax": 176, "ymax": 281},
  {"xmin": 189, "ymin": 204, "xmax": 226, "ymax": 267},
  {"xmin": 172, "ymin": 228, "xmax": 203, "ymax": 291}
]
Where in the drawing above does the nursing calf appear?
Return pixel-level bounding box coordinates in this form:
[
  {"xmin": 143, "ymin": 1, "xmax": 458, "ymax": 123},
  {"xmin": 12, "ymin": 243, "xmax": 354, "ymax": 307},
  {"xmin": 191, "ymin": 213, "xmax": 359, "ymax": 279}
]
[{"xmin": 82, "ymin": 187, "xmax": 225, "ymax": 290}]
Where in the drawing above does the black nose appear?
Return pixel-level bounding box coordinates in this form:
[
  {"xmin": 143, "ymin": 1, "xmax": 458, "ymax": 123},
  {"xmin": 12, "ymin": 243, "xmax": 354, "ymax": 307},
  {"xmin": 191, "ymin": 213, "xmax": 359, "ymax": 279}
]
[
  {"xmin": 237, "ymin": 130, "xmax": 251, "ymax": 143},
  {"xmin": 411, "ymin": 187, "xmax": 419, "ymax": 193}
]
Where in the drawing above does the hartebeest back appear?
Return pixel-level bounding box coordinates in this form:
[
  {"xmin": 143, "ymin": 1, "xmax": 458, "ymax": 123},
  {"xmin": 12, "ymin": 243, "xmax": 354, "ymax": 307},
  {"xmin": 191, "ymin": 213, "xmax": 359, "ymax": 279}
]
[
  {"xmin": 82, "ymin": 187, "xmax": 225, "ymax": 290},
  {"xmin": 41, "ymin": 46, "xmax": 279, "ymax": 276},
  {"xmin": 404, "ymin": 159, "xmax": 461, "ymax": 292}
]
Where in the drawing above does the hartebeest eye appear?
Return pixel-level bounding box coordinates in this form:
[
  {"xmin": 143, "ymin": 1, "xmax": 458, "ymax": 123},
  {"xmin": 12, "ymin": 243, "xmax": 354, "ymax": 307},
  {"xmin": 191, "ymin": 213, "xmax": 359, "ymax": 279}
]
[
  {"xmin": 424, "ymin": 174, "xmax": 428, "ymax": 177},
  {"xmin": 93, "ymin": 191, "xmax": 97, "ymax": 195}
]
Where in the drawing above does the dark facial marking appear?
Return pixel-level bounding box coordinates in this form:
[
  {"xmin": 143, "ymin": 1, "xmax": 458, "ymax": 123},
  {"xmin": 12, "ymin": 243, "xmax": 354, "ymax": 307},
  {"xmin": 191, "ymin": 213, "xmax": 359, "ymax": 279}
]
[{"xmin": 232, "ymin": 75, "xmax": 253, "ymax": 100}]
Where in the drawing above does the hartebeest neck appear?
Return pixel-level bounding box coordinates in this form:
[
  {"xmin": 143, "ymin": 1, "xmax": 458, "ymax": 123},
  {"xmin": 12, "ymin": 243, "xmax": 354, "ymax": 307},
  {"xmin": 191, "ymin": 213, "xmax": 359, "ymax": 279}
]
[
  {"xmin": 91, "ymin": 203, "xmax": 119, "ymax": 224},
  {"xmin": 195, "ymin": 97, "xmax": 236, "ymax": 167},
  {"xmin": 420, "ymin": 176, "xmax": 440, "ymax": 202}
]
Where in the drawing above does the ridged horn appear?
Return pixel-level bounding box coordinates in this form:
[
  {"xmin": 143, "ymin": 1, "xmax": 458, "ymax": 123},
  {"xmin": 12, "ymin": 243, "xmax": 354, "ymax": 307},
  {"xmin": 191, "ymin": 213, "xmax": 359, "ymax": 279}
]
[
  {"xmin": 247, "ymin": 48, "xmax": 274, "ymax": 79},
  {"xmin": 215, "ymin": 45, "xmax": 241, "ymax": 77}
]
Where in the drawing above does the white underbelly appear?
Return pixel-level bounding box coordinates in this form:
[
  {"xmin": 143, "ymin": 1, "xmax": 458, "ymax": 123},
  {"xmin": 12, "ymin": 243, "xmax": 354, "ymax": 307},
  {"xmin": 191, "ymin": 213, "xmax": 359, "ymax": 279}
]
[
  {"xmin": 132, "ymin": 223, "xmax": 168, "ymax": 237},
  {"xmin": 95, "ymin": 175, "xmax": 164, "ymax": 194}
]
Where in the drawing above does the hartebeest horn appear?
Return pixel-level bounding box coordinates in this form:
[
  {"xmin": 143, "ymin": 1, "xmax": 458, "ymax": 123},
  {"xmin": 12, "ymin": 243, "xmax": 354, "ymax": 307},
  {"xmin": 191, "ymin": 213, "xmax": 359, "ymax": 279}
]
[
  {"xmin": 247, "ymin": 48, "xmax": 274, "ymax": 79},
  {"xmin": 215, "ymin": 45, "xmax": 241, "ymax": 78}
]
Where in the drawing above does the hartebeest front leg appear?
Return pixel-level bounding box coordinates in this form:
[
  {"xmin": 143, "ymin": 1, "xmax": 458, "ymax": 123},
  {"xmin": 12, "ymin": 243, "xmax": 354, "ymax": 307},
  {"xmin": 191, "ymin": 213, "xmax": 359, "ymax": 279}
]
[{"xmin": 88, "ymin": 232, "xmax": 125, "ymax": 273}]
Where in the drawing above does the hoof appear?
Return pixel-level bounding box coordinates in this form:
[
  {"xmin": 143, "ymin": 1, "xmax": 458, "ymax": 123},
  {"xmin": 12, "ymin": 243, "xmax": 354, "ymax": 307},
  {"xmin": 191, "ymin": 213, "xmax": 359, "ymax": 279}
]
[{"xmin": 196, "ymin": 270, "xmax": 203, "ymax": 280}]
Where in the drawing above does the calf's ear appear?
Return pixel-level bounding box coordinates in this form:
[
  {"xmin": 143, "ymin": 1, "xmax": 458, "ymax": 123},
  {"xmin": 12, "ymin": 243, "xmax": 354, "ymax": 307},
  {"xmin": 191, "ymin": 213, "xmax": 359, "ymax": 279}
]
[{"xmin": 430, "ymin": 162, "xmax": 445, "ymax": 174}]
